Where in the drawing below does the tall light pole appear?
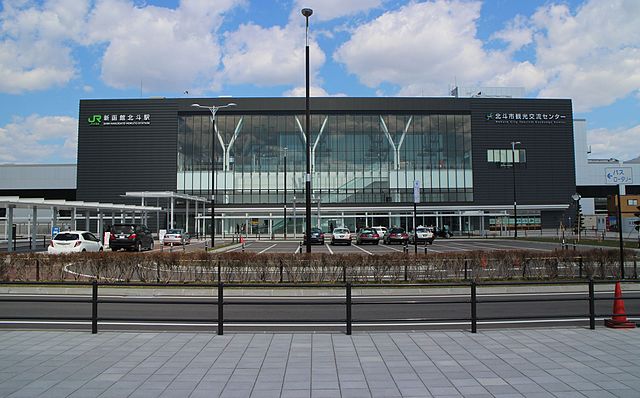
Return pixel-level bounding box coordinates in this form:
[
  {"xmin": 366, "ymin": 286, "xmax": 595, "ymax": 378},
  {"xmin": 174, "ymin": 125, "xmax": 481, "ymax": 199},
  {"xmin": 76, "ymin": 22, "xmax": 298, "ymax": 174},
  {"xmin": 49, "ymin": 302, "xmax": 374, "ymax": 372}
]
[
  {"xmin": 302, "ymin": 7, "xmax": 313, "ymax": 253},
  {"xmin": 283, "ymin": 147, "xmax": 287, "ymax": 240},
  {"xmin": 511, "ymin": 141, "xmax": 521, "ymax": 239},
  {"xmin": 191, "ymin": 102, "xmax": 236, "ymax": 249}
]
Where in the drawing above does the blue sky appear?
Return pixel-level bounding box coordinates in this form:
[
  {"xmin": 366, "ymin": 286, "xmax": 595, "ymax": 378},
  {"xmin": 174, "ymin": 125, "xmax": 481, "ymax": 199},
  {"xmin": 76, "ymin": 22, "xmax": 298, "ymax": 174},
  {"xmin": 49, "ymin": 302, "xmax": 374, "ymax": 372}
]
[{"xmin": 1, "ymin": 0, "xmax": 639, "ymax": 164}]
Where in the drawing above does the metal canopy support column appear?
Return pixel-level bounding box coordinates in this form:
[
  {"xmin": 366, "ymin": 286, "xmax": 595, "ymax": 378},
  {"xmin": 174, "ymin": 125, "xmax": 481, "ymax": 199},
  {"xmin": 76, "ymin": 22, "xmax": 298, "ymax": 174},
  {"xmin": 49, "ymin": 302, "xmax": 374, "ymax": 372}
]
[
  {"xmin": 186, "ymin": 200, "xmax": 189, "ymax": 233},
  {"xmin": 156, "ymin": 198, "xmax": 160, "ymax": 232},
  {"xmin": 7, "ymin": 206, "xmax": 13, "ymax": 253},
  {"xmin": 170, "ymin": 196, "xmax": 174, "ymax": 229},
  {"xmin": 98, "ymin": 212, "xmax": 104, "ymax": 243},
  {"xmin": 31, "ymin": 206, "xmax": 37, "ymax": 245},
  {"xmin": 71, "ymin": 208, "xmax": 76, "ymax": 230},
  {"xmin": 85, "ymin": 210, "xmax": 91, "ymax": 233}
]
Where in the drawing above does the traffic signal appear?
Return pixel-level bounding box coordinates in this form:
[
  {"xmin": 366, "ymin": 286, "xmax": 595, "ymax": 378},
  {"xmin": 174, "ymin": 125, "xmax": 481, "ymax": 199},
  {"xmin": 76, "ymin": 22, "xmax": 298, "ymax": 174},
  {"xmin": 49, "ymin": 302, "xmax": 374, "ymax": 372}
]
[{"xmin": 634, "ymin": 206, "xmax": 640, "ymax": 232}]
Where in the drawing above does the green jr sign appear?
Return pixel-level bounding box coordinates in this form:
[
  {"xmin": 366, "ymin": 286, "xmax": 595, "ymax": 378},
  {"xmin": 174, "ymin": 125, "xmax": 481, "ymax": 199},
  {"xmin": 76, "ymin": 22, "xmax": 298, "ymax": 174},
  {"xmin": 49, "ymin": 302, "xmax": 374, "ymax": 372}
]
[{"xmin": 88, "ymin": 115, "xmax": 102, "ymax": 126}]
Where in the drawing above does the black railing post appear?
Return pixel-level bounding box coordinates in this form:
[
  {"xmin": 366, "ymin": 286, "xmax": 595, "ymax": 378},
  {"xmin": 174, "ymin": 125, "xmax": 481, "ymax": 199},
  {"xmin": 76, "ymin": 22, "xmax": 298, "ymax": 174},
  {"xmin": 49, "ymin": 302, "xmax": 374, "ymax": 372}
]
[
  {"xmin": 217, "ymin": 282, "xmax": 224, "ymax": 335},
  {"xmin": 588, "ymin": 278, "xmax": 595, "ymax": 330},
  {"xmin": 464, "ymin": 260, "xmax": 468, "ymax": 280},
  {"xmin": 156, "ymin": 262, "xmax": 160, "ymax": 283},
  {"xmin": 346, "ymin": 282, "xmax": 352, "ymax": 335},
  {"xmin": 35, "ymin": 259, "xmax": 40, "ymax": 281},
  {"xmin": 634, "ymin": 258, "xmax": 638, "ymax": 279},
  {"xmin": 279, "ymin": 264, "xmax": 284, "ymax": 283},
  {"xmin": 404, "ymin": 264, "xmax": 408, "ymax": 281},
  {"xmin": 471, "ymin": 281, "xmax": 477, "ymax": 333},
  {"xmin": 343, "ymin": 265, "xmax": 346, "ymax": 283},
  {"xmin": 91, "ymin": 280, "xmax": 98, "ymax": 334},
  {"xmin": 579, "ymin": 256, "xmax": 583, "ymax": 279},
  {"xmin": 217, "ymin": 262, "xmax": 221, "ymax": 283},
  {"xmin": 29, "ymin": 237, "xmax": 32, "ymax": 251}
]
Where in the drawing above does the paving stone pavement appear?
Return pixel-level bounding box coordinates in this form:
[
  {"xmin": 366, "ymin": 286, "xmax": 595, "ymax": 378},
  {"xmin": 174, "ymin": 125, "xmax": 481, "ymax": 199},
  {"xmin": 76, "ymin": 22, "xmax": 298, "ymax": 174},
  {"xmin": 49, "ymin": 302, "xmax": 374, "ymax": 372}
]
[{"xmin": 0, "ymin": 328, "xmax": 639, "ymax": 397}]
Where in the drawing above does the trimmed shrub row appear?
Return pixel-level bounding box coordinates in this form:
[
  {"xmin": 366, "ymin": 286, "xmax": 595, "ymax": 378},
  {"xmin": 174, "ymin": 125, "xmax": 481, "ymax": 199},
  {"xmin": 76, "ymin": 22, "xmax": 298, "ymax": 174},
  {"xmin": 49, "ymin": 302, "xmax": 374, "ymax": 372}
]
[{"xmin": 1, "ymin": 249, "xmax": 637, "ymax": 283}]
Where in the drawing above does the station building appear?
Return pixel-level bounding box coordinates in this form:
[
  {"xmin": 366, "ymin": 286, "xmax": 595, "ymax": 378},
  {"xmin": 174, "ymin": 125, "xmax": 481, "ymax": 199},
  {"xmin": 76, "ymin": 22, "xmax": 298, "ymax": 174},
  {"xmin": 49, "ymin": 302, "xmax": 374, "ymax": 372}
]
[{"xmin": 70, "ymin": 96, "xmax": 576, "ymax": 236}]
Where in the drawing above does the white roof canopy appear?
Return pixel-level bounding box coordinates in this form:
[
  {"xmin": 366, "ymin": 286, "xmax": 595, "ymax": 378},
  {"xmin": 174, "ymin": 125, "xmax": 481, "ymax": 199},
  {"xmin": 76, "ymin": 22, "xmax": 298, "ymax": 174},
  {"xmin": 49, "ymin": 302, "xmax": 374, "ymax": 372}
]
[
  {"xmin": 124, "ymin": 191, "xmax": 208, "ymax": 202},
  {"xmin": 0, "ymin": 196, "xmax": 162, "ymax": 212}
]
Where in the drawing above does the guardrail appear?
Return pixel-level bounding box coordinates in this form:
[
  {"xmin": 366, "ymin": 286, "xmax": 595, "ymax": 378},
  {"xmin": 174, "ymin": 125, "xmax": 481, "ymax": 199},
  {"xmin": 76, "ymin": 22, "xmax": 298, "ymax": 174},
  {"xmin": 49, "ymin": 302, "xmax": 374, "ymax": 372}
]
[{"xmin": 0, "ymin": 280, "xmax": 638, "ymax": 335}]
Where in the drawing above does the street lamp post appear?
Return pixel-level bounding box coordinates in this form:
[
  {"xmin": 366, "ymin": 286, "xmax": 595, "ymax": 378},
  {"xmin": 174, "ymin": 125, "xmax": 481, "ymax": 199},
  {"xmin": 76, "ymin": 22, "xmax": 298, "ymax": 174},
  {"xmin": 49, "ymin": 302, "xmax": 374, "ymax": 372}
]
[
  {"xmin": 283, "ymin": 147, "xmax": 287, "ymax": 240},
  {"xmin": 191, "ymin": 102, "xmax": 237, "ymax": 249},
  {"xmin": 302, "ymin": 7, "xmax": 313, "ymax": 253},
  {"xmin": 511, "ymin": 141, "xmax": 521, "ymax": 239},
  {"xmin": 572, "ymin": 193, "xmax": 581, "ymax": 242}
]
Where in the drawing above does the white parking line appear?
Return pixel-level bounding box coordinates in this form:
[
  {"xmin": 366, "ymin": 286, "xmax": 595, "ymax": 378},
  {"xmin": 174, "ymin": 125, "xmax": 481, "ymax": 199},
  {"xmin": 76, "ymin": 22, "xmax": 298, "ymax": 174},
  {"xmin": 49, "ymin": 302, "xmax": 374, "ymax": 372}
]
[
  {"xmin": 353, "ymin": 244, "xmax": 373, "ymax": 256},
  {"xmin": 473, "ymin": 241, "xmax": 550, "ymax": 252},
  {"xmin": 381, "ymin": 244, "xmax": 404, "ymax": 253},
  {"xmin": 325, "ymin": 244, "xmax": 334, "ymax": 255},
  {"xmin": 258, "ymin": 244, "xmax": 277, "ymax": 254}
]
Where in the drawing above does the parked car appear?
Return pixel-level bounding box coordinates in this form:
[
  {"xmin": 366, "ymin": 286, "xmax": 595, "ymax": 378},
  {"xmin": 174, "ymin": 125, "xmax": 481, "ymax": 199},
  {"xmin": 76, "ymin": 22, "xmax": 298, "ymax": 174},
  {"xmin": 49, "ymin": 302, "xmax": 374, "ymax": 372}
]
[
  {"xmin": 303, "ymin": 227, "xmax": 325, "ymax": 245},
  {"xmin": 371, "ymin": 226, "xmax": 387, "ymax": 241},
  {"xmin": 163, "ymin": 229, "xmax": 191, "ymax": 246},
  {"xmin": 356, "ymin": 228, "xmax": 380, "ymax": 245},
  {"xmin": 410, "ymin": 226, "xmax": 435, "ymax": 245},
  {"xmin": 48, "ymin": 231, "xmax": 103, "ymax": 254},
  {"xmin": 331, "ymin": 227, "xmax": 352, "ymax": 245},
  {"xmin": 383, "ymin": 227, "xmax": 409, "ymax": 245},
  {"xmin": 436, "ymin": 226, "xmax": 452, "ymax": 238},
  {"xmin": 109, "ymin": 224, "xmax": 154, "ymax": 251}
]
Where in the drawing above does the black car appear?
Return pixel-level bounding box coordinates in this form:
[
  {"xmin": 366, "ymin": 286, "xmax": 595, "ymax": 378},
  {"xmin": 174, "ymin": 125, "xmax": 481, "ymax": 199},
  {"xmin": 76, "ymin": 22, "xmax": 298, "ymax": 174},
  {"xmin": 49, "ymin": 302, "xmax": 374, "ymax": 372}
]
[
  {"xmin": 303, "ymin": 227, "xmax": 325, "ymax": 245},
  {"xmin": 109, "ymin": 224, "xmax": 154, "ymax": 251}
]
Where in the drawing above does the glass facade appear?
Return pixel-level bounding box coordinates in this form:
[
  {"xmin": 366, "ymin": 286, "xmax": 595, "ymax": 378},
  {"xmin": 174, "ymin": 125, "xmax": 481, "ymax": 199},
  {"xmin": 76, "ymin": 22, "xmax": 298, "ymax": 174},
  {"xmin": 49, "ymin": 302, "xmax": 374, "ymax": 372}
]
[{"xmin": 177, "ymin": 113, "xmax": 473, "ymax": 205}]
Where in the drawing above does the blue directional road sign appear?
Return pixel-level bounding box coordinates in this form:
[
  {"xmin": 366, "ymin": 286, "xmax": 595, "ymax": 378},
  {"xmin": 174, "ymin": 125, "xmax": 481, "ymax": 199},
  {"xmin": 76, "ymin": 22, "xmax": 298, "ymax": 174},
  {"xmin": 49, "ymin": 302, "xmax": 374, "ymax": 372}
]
[{"xmin": 605, "ymin": 167, "xmax": 633, "ymax": 184}]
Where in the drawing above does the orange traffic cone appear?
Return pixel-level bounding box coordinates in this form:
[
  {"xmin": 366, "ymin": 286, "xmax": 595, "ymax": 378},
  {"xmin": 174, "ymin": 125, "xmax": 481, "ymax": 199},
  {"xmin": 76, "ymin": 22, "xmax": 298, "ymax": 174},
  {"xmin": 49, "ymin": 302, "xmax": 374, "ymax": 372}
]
[{"xmin": 604, "ymin": 282, "xmax": 636, "ymax": 328}]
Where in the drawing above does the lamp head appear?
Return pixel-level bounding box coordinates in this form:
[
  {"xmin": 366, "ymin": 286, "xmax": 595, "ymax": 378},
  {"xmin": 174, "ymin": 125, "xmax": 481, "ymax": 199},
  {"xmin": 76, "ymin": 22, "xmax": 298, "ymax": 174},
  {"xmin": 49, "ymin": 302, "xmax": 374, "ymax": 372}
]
[
  {"xmin": 301, "ymin": 8, "xmax": 313, "ymax": 17},
  {"xmin": 572, "ymin": 193, "xmax": 581, "ymax": 201},
  {"xmin": 226, "ymin": 103, "xmax": 237, "ymax": 107},
  {"xmin": 191, "ymin": 103, "xmax": 201, "ymax": 108}
]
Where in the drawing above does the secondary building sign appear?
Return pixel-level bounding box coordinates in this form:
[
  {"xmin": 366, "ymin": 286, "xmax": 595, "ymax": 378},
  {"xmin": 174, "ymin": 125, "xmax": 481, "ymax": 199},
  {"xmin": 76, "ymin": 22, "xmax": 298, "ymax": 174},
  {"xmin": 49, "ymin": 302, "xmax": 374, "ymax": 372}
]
[
  {"xmin": 88, "ymin": 113, "xmax": 151, "ymax": 126},
  {"xmin": 485, "ymin": 112, "xmax": 567, "ymax": 125}
]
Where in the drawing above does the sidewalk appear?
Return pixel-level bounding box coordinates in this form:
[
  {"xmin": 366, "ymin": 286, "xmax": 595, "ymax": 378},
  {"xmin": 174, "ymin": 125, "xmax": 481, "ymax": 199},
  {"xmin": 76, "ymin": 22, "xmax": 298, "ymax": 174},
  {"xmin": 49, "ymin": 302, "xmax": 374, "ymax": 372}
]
[{"xmin": 1, "ymin": 328, "xmax": 639, "ymax": 397}]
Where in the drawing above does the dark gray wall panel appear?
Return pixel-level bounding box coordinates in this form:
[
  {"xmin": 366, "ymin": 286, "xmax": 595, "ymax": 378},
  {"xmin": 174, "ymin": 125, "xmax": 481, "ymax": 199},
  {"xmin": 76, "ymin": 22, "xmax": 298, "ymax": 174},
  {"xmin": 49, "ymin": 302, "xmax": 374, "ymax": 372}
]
[
  {"xmin": 77, "ymin": 99, "xmax": 178, "ymax": 203},
  {"xmin": 469, "ymin": 98, "xmax": 575, "ymax": 206}
]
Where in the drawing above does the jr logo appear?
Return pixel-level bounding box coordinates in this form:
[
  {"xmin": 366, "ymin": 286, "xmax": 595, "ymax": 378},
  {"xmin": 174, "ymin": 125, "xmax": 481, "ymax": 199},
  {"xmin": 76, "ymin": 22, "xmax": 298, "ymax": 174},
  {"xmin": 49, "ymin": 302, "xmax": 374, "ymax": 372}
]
[{"xmin": 88, "ymin": 115, "xmax": 102, "ymax": 126}]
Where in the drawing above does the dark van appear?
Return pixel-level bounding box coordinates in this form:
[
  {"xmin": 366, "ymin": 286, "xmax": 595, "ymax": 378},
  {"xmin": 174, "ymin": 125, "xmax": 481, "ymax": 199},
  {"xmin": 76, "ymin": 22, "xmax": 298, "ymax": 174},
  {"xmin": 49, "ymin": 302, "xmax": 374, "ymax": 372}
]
[{"xmin": 109, "ymin": 224, "xmax": 154, "ymax": 251}]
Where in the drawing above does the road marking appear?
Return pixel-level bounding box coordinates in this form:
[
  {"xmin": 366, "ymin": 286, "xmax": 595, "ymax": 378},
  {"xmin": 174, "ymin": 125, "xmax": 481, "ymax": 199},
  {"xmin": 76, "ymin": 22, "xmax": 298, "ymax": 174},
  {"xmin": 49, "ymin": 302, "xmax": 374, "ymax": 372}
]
[
  {"xmin": 381, "ymin": 244, "xmax": 404, "ymax": 253},
  {"xmin": 325, "ymin": 244, "xmax": 334, "ymax": 255},
  {"xmin": 353, "ymin": 244, "xmax": 373, "ymax": 256},
  {"xmin": 258, "ymin": 244, "xmax": 277, "ymax": 254},
  {"xmin": 1, "ymin": 317, "xmax": 634, "ymax": 328},
  {"xmin": 473, "ymin": 241, "xmax": 550, "ymax": 252}
]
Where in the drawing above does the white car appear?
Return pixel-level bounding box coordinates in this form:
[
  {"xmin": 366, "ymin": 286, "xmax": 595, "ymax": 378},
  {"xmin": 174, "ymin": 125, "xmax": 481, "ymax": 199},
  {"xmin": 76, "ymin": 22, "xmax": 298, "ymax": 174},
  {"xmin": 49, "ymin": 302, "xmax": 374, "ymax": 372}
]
[
  {"xmin": 163, "ymin": 229, "xmax": 191, "ymax": 246},
  {"xmin": 372, "ymin": 226, "xmax": 388, "ymax": 241},
  {"xmin": 410, "ymin": 226, "xmax": 435, "ymax": 245},
  {"xmin": 331, "ymin": 227, "xmax": 352, "ymax": 245},
  {"xmin": 48, "ymin": 231, "xmax": 104, "ymax": 254}
]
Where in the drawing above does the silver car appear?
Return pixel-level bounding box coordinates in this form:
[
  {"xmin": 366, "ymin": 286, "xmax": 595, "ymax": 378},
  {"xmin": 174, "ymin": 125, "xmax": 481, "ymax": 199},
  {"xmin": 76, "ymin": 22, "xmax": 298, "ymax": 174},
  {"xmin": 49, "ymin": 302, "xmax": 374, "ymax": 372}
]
[{"xmin": 163, "ymin": 229, "xmax": 191, "ymax": 246}]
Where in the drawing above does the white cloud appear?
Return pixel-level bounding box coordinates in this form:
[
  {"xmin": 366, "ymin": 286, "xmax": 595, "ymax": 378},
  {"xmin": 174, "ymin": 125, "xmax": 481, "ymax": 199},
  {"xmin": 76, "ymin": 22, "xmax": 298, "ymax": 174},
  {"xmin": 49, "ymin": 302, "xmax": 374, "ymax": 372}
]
[
  {"xmin": 292, "ymin": 0, "xmax": 382, "ymax": 21},
  {"xmin": 511, "ymin": 0, "xmax": 640, "ymax": 111},
  {"xmin": 283, "ymin": 85, "xmax": 347, "ymax": 97},
  {"xmin": 334, "ymin": 0, "xmax": 515, "ymax": 96},
  {"xmin": 491, "ymin": 15, "xmax": 533, "ymax": 54},
  {"xmin": 220, "ymin": 22, "xmax": 326, "ymax": 88},
  {"xmin": 85, "ymin": 0, "xmax": 244, "ymax": 92},
  {"xmin": 0, "ymin": 114, "xmax": 78, "ymax": 164},
  {"xmin": 0, "ymin": 0, "xmax": 90, "ymax": 93},
  {"xmin": 588, "ymin": 124, "xmax": 640, "ymax": 161}
]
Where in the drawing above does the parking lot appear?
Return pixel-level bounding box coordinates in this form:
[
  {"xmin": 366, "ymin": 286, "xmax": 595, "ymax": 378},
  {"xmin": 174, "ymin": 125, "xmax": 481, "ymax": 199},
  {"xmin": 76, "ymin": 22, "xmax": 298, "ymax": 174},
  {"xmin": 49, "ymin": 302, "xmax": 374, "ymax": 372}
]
[{"xmin": 224, "ymin": 237, "xmax": 568, "ymax": 254}]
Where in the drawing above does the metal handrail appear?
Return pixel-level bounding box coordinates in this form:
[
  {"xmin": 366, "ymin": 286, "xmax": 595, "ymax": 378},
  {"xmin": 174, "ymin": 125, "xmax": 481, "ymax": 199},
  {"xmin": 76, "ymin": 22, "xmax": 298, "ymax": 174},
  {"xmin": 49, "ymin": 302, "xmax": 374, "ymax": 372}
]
[{"xmin": 1, "ymin": 279, "xmax": 639, "ymax": 335}]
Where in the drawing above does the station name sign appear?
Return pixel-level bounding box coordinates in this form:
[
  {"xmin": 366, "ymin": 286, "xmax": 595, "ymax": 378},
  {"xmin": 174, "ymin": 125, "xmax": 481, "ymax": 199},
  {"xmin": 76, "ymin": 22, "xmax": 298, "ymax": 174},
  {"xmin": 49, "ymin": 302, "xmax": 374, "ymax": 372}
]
[
  {"xmin": 485, "ymin": 112, "xmax": 567, "ymax": 125},
  {"xmin": 88, "ymin": 113, "xmax": 151, "ymax": 126}
]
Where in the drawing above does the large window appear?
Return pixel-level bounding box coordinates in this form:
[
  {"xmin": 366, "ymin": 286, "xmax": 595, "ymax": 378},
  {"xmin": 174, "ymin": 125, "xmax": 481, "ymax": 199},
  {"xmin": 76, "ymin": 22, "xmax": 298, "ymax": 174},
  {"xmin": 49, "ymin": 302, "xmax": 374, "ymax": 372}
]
[{"xmin": 177, "ymin": 113, "xmax": 473, "ymax": 204}]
